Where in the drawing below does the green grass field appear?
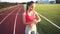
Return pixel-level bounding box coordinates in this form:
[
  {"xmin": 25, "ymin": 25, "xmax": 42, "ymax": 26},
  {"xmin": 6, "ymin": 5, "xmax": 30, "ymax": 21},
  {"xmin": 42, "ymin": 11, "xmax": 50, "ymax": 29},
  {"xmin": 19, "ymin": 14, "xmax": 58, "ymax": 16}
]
[{"xmin": 24, "ymin": 4, "xmax": 60, "ymax": 34}]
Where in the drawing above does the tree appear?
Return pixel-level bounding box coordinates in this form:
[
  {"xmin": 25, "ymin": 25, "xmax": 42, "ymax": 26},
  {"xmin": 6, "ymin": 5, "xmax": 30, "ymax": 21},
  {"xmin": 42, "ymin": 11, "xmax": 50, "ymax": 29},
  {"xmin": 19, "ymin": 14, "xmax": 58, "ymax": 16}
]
[{"xmin": 56, "ymin": 0, "xmax": 60, "ymax": 3}]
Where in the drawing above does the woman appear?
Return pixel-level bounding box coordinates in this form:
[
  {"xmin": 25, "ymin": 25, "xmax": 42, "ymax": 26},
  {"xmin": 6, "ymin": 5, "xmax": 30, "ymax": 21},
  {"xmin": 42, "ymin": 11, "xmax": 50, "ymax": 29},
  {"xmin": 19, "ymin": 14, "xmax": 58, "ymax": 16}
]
[{"xmin": 23, "ymin": 1, "xmax": 41, "ymax": 34}]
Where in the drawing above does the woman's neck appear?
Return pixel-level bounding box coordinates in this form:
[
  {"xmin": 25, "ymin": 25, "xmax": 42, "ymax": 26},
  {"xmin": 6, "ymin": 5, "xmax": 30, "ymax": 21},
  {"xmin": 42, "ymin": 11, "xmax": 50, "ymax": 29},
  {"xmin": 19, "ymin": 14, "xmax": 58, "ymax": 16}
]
[{"xmin": 28, "ymin": 10, "xmax": 34, "ymax": 13}]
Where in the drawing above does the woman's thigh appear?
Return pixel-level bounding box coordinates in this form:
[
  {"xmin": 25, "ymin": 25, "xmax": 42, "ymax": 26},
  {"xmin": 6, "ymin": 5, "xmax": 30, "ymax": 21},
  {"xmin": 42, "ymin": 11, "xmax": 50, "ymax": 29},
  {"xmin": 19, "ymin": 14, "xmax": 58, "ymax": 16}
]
[
  {"xmin": 25, "ymin": 25, "xmax": 37, "ymax": 34},
  {"xmin": 32, "ymin": 25, "xmax": 37, "ymax": 34},
  {"xmin": 25, "ymin": 26, "xmax": 32, "ymax": 34}
]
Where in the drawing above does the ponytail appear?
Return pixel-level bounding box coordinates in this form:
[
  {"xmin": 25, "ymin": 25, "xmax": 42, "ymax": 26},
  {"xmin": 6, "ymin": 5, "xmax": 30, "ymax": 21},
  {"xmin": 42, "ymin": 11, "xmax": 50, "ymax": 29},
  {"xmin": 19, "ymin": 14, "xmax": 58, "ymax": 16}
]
[{"xmin": 26, "ymin": 1, "xmax": 35, "ymax": 11}]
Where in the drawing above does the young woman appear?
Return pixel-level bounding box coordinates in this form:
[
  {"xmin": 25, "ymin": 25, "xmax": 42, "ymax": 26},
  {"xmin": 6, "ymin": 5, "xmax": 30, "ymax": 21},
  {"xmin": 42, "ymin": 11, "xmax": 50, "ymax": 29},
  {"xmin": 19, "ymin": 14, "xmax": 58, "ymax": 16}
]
[{"xmin": 23, "ymin": 1, "xmax": 41, "ymax": 34}]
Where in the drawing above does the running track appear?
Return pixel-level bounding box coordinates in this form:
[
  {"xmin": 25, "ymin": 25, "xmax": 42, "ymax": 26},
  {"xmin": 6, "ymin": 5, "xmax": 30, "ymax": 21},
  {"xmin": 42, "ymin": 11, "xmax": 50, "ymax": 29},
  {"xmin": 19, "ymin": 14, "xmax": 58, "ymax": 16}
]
[{"xmin": 0, "ymin": 4, "xmax": 25, "ymax": 34}]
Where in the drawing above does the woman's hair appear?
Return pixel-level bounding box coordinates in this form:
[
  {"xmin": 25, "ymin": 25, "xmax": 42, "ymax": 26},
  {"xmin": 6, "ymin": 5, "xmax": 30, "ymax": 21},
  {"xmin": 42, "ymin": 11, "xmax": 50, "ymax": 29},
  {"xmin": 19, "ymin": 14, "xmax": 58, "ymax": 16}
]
[{"xmin": 26, "ymin": 1, "xmax": 35, "ymax": 11}]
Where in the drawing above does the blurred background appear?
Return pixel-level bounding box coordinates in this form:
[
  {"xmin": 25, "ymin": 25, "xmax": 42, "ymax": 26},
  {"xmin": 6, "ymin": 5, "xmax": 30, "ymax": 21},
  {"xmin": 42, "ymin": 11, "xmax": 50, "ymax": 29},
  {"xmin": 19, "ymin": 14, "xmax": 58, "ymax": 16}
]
[
  {"xmin": 0, "ymin": 0, "xmax": 60, "ymax": 34},
  {"xmin": 0, "ymin": 0, "xmax": 60, "ymax": 9}
]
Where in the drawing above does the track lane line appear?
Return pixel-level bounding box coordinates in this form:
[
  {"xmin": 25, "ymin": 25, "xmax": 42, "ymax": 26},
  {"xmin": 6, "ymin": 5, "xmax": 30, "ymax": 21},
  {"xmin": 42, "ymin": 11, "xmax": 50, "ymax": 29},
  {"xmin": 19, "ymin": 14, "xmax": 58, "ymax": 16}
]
[
  {"xmin": 0, "ymin": 6, "xmax": 17, "ymax": 15},
  {"xmin": 38, "ymin": 13, "xmax": 60, "ymax": 29},
  {"xmin": 0, "ymin": 7, "xmax": 19, "ymax": 24},
  {"xmin": 0, "ymin": 5, "xmax": 18, "ymax": 13},
  {"xmin": 13, "ymin": 6, "xmax": 22, "ymax": 34}
]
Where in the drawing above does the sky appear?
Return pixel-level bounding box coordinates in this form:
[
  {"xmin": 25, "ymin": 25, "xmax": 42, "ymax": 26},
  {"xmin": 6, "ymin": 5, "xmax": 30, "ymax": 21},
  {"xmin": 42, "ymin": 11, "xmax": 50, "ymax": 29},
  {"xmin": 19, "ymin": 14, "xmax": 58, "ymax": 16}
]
[
  {"xmin": 0, "ymin": 0, "xmax": 37, "ymax": 3},
  {"xmin": 0, "ymin": 0, "xmax": 55, "ymax": 3}
]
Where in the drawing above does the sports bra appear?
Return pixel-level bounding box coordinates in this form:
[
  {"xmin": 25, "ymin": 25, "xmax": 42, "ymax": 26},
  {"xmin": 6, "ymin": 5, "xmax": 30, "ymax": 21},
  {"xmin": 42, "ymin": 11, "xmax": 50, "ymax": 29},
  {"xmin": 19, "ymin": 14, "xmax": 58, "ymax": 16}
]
[{"xmin": 26, "ymin": 11, "xmax": 35, "ymax": 23}]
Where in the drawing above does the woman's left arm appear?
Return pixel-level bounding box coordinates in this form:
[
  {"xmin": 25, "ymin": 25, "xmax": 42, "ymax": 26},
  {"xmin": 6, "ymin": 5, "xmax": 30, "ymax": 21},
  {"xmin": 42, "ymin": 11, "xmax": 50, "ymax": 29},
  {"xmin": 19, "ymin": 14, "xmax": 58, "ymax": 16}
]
[{"xmin": 34, "ymin": 11, "xmax": 41, "ymax": 23}]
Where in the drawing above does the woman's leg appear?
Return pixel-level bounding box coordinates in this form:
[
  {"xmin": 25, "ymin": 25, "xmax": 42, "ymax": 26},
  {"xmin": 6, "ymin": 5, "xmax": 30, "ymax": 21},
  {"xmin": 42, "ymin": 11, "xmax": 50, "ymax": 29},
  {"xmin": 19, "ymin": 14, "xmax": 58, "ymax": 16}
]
[
  {"xmin": 25, "ymin": 26, "xmax": 32, "ymax": 34},
  {"xmin": 32, "ymin": 25, "xmax": 37, "ymax": 34},
  {"xmin": 25, "ymin": 25, "xmax": 37, "ymax": 34}
]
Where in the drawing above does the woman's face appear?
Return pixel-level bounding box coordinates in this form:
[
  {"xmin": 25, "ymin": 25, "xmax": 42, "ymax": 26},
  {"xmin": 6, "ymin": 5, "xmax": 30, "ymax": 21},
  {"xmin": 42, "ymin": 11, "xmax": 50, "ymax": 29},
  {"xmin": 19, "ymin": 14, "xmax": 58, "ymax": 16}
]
[{"xmin": 28, "ymin": 3, "xmax": 35, "ymax": 11}]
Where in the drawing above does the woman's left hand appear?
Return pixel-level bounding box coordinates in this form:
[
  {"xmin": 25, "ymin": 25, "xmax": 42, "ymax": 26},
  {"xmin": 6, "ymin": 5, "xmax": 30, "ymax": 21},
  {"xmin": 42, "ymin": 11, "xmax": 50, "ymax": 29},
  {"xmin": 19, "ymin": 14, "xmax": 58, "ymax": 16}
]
[{"xmin": 33, "ymin": 19, "xmax": 38, "ymax": 24}]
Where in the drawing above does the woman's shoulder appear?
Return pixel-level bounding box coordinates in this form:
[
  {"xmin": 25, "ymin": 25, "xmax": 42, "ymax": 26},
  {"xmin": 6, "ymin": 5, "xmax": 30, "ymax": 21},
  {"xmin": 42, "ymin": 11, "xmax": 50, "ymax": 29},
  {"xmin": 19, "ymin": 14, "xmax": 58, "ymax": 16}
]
[
  {"xmin": 23, "ymin": 11, "xmax": 26, "ymax": 15},
  {"xmin": 34, "ymin": 10, "xmax": 38, "ymax": 14}
]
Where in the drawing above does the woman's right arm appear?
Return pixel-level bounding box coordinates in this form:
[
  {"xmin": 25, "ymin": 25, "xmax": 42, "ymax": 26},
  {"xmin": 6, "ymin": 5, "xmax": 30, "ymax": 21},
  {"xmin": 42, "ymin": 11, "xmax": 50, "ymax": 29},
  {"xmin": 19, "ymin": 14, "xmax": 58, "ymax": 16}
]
[
  {"xmin": 23, "ymin": 12, "xmax": 31, "ymax": 25},
  {"xmin": 23, "ymin": 12, "xmax": 26, "ymax": 25}
]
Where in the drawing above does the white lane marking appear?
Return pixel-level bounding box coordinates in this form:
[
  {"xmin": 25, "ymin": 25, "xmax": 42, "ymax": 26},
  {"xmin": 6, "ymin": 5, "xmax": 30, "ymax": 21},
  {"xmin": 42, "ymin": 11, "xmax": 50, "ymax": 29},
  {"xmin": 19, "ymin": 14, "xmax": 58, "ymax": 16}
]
[
  {"xmin": 38, "ymin": 13, "xmax": 60, "ymax": 29},
  {"xmin": 13, "ymin": 7, "xmax": 21, "ymax": 34},
  {"xmin": 0, "ymin": 7, "xmax": 15, "ymax": 15},
  {"xmin": 0, "ymin": 7, "xmax": 19, "ymax": 24}
]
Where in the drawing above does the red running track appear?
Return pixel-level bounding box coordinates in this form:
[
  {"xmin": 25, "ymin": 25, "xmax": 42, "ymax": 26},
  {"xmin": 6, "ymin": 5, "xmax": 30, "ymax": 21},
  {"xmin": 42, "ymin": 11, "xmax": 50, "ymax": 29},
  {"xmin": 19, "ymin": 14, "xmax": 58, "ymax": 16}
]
[{"xmin": 0, "ymin": 4, "xmax": 25, "ymax": 34}]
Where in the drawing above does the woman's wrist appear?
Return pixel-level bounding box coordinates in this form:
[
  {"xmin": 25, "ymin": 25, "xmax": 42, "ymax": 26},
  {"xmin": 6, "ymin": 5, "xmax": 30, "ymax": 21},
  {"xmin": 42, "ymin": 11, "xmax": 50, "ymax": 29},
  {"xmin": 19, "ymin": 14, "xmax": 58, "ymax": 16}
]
[{"xmin": 33, "ymin": 19, "xmax": 38, "ymax": 24}]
